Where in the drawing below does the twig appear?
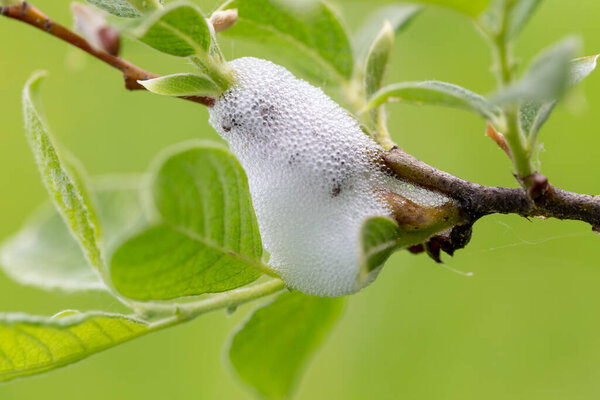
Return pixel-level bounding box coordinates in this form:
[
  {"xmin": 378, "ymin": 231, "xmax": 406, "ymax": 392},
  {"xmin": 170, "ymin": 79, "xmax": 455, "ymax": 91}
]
[
  {"xmin": 383, "ymin": 147, "xmax": 600, "ymax": 229},
  {"xmin": 482, "ymin": 3, "xmax": 534, "ymax": 187},
  {"xmin": 0, "ymin": 2, "xmax": 214, "ymax": 107}
]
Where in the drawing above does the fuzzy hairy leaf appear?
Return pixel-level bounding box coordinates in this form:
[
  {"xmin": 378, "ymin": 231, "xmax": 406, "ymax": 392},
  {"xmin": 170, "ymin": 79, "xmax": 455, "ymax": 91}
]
[
  {"xmin": 519, "ymin": 54, "xmax": 599, "ymax": 138},
  {"xmin": 126, "ymin": 0, "xmax": 162, "ymax": 12},
  {"xmin": 0, "ymin": 176, "xmax": 147, "ymax": 292},
  {"xmin": 110, "ymin": 142, "xmax": 263, "ymax": 301},
  {"xmin": 229, "ymin": 291, "xmax": 345, "ymax": 400},
  {"xmin": 22, "ymin": 72, "xmax": 103, "ymax": 271},
  {"xmin": 363, "ymin": 21, "xmax": 395, "ymax": 132},
  {"xmin": 138, "ymin": 73, "xmax": 220, "ymax": 97},
  {"xmin": 494, "ymin": 37, "xmax": 579, "ymax": 105},
  {"xmin": 519, "ymin": 100, "xmax": 554, "ymax": 139},
  {"xmin": 365, "ymin": 21, "xmax": 395, "ymax": 98},
  {"xmin": 129, "ymin": 2, "xmax": 211, "ymax": 57},
  {"xmin": 506, "ymin": 0, "xmax": 543, "ymax": 39},
  {"xmin": 366, "ymin": 80, "xmax": 501, "ymax": 120},
  {"xmin": 0, "ymin": 205, "xmax": 104, "ymax": 291},
  {"xmin": 354, "ymin": 4, "xmax": 421, "ymax": 60},
  {"xmin": 219, "ymin": 0, "xmax": 354, "ymax": 84},
  {"xmin": 86, "ymin": 0, "xmax": 141, "ymax": 17},
  {"xmin": 570, "ymin": 54, "xmax": 600, "ymax": 85},
  {"xmin": 0, "ymin": 311, "xmax": 148, "ymax": 383}
]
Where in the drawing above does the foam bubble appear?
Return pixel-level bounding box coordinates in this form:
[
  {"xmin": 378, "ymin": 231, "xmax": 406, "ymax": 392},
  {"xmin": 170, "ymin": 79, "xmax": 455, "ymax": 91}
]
[{"xmin": 208, "ymin": 57, "xmax": 448, "ymax": 296}]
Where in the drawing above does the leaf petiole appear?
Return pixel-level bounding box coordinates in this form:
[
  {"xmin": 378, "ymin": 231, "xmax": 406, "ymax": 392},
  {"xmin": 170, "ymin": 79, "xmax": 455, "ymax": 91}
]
[{"xmin": 138, "ymin": 278, "xmax": 286, "ymax": 322}]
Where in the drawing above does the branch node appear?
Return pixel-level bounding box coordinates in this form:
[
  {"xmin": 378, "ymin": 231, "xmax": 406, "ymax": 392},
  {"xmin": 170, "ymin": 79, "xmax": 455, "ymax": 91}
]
[
  {"xmin": 524, "ymin": 172, "xmax": 549, "ymax": 200},
  {"xmin": 98, "ymin": 26, "xmax": 120, "ymax": 56}
]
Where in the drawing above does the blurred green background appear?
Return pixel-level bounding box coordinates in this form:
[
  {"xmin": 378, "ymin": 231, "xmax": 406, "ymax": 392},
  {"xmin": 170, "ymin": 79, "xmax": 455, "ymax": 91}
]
[{"xmin": 1, "ymin": 0, "xmax": 600, "ymax": 399}]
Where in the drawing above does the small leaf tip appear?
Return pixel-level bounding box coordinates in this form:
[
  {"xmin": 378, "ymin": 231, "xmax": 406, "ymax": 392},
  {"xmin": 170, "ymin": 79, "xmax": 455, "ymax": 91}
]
[{"xmin": 26, "ymin": 70, "xmax": 49, "ymax": 83}]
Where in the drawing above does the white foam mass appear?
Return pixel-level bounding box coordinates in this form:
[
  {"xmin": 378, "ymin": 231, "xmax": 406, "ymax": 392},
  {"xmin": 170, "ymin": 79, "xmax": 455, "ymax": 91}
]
[{"xmin": 208, "ymin": 57, "xmax": 446, "ymax": 296}]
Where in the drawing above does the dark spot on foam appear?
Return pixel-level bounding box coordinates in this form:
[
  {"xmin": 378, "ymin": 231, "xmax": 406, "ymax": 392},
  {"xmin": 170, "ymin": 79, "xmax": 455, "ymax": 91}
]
[{"xmin": 331, "ymin": 182, "xmax": 342, "ymax": 198}]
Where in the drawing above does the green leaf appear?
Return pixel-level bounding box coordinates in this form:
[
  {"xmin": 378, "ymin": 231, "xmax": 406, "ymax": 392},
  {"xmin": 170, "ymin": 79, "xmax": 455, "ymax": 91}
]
[
  {"xmin": 410, "ymin": 0, "xmax": 490, "ymax": 17},
  {"xmin": 0, "ymin": 176, "xmax": 147, "ymax": 292},
  {"xmin": 93, "ymin": 176, "xmax": 149, "ymax": 249},
  {"xmin": 219, "ymin": 0, "xmax": 354, "ymax": 84},
  {"xmin": 519, "ymin": 100, "xmax": 554, "ymax": 139},
  {"xmin": 63, "ymin": 155, "xmax": 102, "ymax": 240},
  {"xmin": 494, "ymin": 37, "xmax": 580, "ymax": 105},
  {"xmin": 354, "ymin": 4, "xmax": 421, "ymax": 60},
  {"xmin": 0, "ymin": 311, "xmax": 148, "ymax": 383},
  {"xmin": 228, "ymin": 291, "xmax": 345, "ymax": 400},
  {"xmin": 363, "ymin": 21, "xmax": 395, "ymax": 134},
  {"xmin": 365, "ymin": 21, "xmax": 395, "ymax": 98},
  {"xmin": 365, "ymin": 81, "xmax": 501, "ymax": 120},
  {"xmin": 506, "ymin": 0, "xmax": 543, "ymax": 39},
  {"xmin": 86, "ymin": 0, "xmax": 162, "ymax": 17},
  {"xmin": 126, "ymin": 0, "xmax": 162, "ymax": 12},
  {"xmin": 519, "ymin": 54, "xmax": 599, "ymax": 138},
  {"xmin": 0, "ymin": 205, "xmax": 104, "ymax": 291},
  {"xmin": 110, "ymin": 225, "xmax": 263, "ymax": 300},
  {"xmin": 356, "ymin": 215, "xmax": 452, "ymax": 288},
  {"xmin": 570, "ymin": 54, "xmax": 600, "ymax": 85},
  {"xmin": 357, "ymin": 216, "xmax": 403, "ymax": 284},
  {"xmin": 129, "ymin": 2, "xmax": 211, "ymax": 57},
  {"xmin": 110, "ymin": 142, "xmax": 263, "ymax": 301},
  {"xmin": 138, "ymin": 73, "xmax": 220, "ymax": 97},
  {"xmin": 150, "ymin": 143, "xmax": 260, "ymax": 251},
  {"xmin": 126, "ymin": 2, "xmax": 234, "ymax": 89},
  {"xmin": 22, "ymin": 72, "xmax": 103, "ymax": 271},
  {"xmin": 86, "ymin": 0, "xmax": 142, "ymax": 18}
]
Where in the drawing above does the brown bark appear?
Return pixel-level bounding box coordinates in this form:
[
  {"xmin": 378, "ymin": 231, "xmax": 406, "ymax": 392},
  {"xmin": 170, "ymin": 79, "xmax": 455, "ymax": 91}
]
[{"xmin": 383, "ymin": 147, "xmax": 600, "ymax": 229}]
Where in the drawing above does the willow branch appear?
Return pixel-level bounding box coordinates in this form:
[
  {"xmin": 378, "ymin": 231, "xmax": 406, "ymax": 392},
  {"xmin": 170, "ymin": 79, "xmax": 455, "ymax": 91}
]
[
  {"xmin": 0, "ymin": 2, "xmax": 214, "ymax": 107},
  {"xmin": 4, "ymin": 3, "xmax": 599, "ymax": 234},
  {"xmin": 383, "ymin": 147, "xmax": 600, "ymax": 230}
]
